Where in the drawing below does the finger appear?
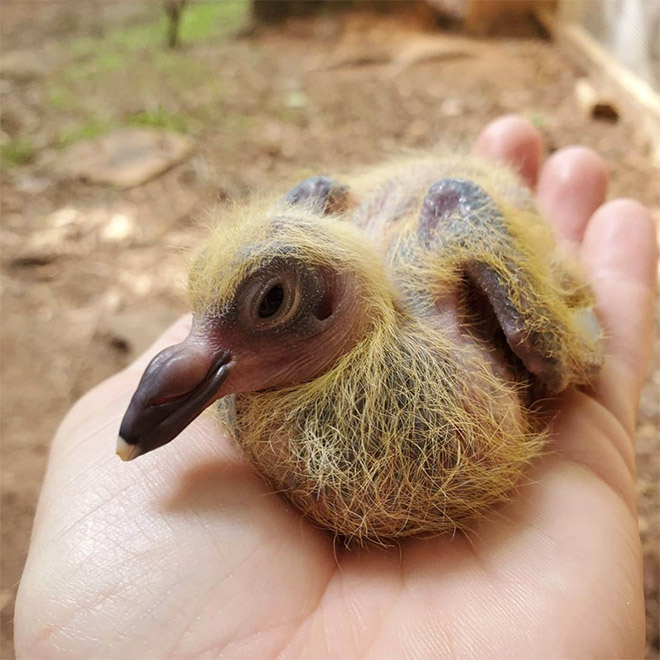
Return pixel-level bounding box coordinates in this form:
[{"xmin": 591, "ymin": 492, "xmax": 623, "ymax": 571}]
[
  {"xmin": 474, "ymin": 115, "xmax": 544, "ymax": 188},
  {"xmin": 536, "ymin": 147, "xmax": 608, "ymax": 245},
  {"xmin": 581, "ymin": 199, "xmax": 658, "ymax": 428}
]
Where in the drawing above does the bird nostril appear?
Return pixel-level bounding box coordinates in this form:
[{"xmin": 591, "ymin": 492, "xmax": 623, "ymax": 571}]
[{"xmin": 150, "ymin": 391, "xmax": 187, "ymax": 407}]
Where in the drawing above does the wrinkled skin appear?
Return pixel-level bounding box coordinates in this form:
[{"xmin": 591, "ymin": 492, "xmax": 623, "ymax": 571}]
[{"xmin": 15, "ymin": 117, "xmax": 656, "ymax": 658}]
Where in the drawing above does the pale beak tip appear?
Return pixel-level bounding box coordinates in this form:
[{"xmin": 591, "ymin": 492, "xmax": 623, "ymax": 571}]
[{"xmin": 116, "ymin": 436, "xmax": 141, "ymax": 462}]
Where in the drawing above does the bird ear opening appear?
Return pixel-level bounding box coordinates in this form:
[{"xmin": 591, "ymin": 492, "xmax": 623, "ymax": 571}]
[{"xmin": 314, "ymin": 288, "xmax": 334, "ymax": 321}]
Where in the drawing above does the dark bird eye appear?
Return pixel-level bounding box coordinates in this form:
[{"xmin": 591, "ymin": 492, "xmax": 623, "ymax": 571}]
[{"xmin": 258, "ymin": 283, "xmax": 285, "ymax": 318}]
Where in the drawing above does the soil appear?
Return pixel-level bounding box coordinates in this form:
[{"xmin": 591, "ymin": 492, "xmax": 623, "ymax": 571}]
[{"xmin": 1, "ymin": 3, "xmax": 658, "ymax": 658}]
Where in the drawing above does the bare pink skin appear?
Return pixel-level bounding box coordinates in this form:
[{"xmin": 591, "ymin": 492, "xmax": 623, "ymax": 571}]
[
  {"xmin": 15, "ymin": 116, "xmax": 656, "ymax": 658},
  {"xmin": 117, "ymin": 268, "xmax": 365, "ymax": 460},
  {"xmin": 143, "ymin": 278, "xmax": 361, "ymax": 409},
  {"xmin": 144, "ymin": 273, "xmax": 362, "ymax": 403},
  {"xmin": 207, "ymin": 273, "xmax": 365, "ymax": 397}
]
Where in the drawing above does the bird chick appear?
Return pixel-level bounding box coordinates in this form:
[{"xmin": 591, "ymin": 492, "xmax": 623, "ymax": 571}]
[{"xmin": 118, "ymin": 154, "xmax": 603, "ymax": 544}]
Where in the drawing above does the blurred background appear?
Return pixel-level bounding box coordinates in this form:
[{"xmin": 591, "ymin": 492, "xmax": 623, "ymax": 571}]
[{"xmin": 1, "ymin": 1, "xmax": 658, "ymax": 657}]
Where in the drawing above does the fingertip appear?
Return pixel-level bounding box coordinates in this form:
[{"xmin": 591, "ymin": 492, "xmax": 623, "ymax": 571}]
[
  {"xmin": 474, "ymin": 114, "xmax": 544, "ymax": 187},
  {"xmin": 583, "ymin": 198, "xmax": 657, "ymax": 286},
  {"xmin": 582, "ymin": 198, "xmax": 657, "ymax": 393},
  {"xmin": 537, "ymin": 146, "xmax": 609, "ymax": 244}
]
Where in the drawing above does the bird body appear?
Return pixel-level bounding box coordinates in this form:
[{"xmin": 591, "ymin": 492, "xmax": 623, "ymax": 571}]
[
  {"xmin": 223, "ymin": 316, "xmax": 540, "ymax": 542},
  {"xmin": 120, "ymin": 152, "xmax": 603, "ymax": 544}
]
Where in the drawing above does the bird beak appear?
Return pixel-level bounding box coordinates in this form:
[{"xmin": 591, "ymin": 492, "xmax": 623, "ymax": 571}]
[{"xmin": 117, "ymin": 341, "xmax": 232, "ymax": 461}]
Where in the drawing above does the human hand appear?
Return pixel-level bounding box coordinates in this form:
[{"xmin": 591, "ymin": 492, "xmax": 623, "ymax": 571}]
[{"xmin": 15, "ymin": 116, "xmax": 656, "ymax": 658}]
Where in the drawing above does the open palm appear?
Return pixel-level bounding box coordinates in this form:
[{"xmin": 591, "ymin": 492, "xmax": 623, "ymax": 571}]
[{"xmin": 15, "ymin": 117, "xmax": 656, "ymax": 659}]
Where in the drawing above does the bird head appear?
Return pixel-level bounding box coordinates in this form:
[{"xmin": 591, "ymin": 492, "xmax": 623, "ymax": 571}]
[{"xmin": 117, "ymin": 198, "xmax": 395, "ymax": 460}]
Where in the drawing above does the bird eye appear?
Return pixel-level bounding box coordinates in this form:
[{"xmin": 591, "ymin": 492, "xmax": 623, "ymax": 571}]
[
  {"xmin": 258, "ymin": 283, "xmax": 285, "ymax": 318},
  {"xmin": 243, "ymin": 274, "xmax": 299, "ymax": 331},
  {"xmin": 236, "ymin": 260, "xmax": 323, "ymax": 334}
]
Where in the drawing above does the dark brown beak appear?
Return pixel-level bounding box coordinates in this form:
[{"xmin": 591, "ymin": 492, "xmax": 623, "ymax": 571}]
[{"xmin": 117, "ymin": 342, "xmax": 231, "ymax": 461}]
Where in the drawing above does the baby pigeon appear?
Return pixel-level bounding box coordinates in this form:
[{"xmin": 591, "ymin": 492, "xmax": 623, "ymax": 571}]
[{"xmin": 118, "ymin": 154, "xmax": 603, "ymax": 544}]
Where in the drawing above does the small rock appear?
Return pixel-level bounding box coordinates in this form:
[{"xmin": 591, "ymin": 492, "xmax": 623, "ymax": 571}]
[
  {"xmin": 14, "ymin": 174, "xmax": 52, "ymax": 195},
  {"xmin": 11, "ymin": 250, "xmax": 60, "ymax": 268},
  {"xmin": 10, "ymin": 226, "xmax": 75, "ymax": 267},
  {"xmin": 574, "ymin": 78, "xmax": 619, "ymax": 122},
  {"xmin": 55, "ymin": 128, "xmax": 195, "ymax": 188},
  {"xmin": 284, "ymin": 90, "xmax": 308, "ymax": 109},
  {"xmin": 440, "ymin": 98, "xmax": 463, "ymax": 117},
  {"xmin": 100, "ymin": 213, "xmax": 137, "ymax": 243},
  {"xmin": 48, "ymin": 206, "xmax": 79, "ymax": 228},
  {"xmin": 0, "ymin": 50, "xmax": 51, "ymax": 81},
  {"xmin": 101, "ymin": 288, "xmax": 123, "ymax": 313},
  {"xmin": 123, "ymin": 273, "xmax": 155, "ymax": 298}
]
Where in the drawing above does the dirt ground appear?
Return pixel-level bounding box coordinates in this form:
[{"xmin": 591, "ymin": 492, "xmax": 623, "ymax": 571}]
[{"xmin": 1, "ymin": 3, "xmax": 658, "ymax": 658}]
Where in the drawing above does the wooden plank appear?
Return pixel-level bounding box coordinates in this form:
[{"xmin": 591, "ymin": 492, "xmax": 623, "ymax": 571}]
[{"xmin": 536, "ymin": 7, "xmax": 660, "ymax": 163}]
